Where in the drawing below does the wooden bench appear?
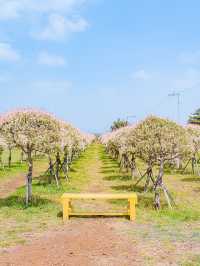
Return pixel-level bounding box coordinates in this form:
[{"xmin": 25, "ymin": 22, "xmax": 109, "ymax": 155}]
[{"xmin": 61, "ymin": 193, "xmax": 138, "ymax": 221}]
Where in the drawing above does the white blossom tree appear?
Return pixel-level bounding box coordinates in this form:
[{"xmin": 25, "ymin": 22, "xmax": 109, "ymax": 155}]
[
  {"xmin": 134, "ymin": 116, "xmax": 189, "ymax": 209},
  {"xmin": 0, "ymin": 109, "xmax": 60, "ymax": 205},
  {"xmin": 184, "ymin": 124, "xmax": 200, "ymax": 175}
]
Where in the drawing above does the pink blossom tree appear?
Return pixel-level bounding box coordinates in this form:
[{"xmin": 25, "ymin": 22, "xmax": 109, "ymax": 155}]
[{"xmin": 0, "ymin": 109, "xmax": 60, "ymax": 206}]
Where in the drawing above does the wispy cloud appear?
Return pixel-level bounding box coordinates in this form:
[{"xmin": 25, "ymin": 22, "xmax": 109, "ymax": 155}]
[
  {"xmin": 0, "ymin": 0, "xmax": 23, "ymax": 20},
  {"xmin": 0, "ymin": 0, "xmax": 86, "ymax": 20},
  {"xmin": 34, "ymin": 14, "xmax": 88, "ymax": 41},
  {"xmin": 0, "ymin": 42, "xmax": 20, "ymax": 62},
  {"xmin": 37, "ymin": 51, "xmax": 66, "ymax": 66},
  {"xmin": 131, "ymin": 69, "xmax": 152, "ymax": 80},
  {"xmin": 0, "ymin": 0, "xmax": 89, "ymax": 41}
]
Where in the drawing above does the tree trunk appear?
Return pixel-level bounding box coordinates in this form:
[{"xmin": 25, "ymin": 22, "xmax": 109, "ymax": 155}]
[
  {"xmin": 48, "ymin": 155, "xmax": 54, "ymax": 184},
  {"xmin": 8, "ymin": 148, "xmax": 12, "ymax": 168},
  {"xmin": 131, "ymin": 167, "xmax": 138, "ymax": 180},
  {"xmin": 20, "ymin": 150, "xmax": 24, "ymax": 163},
  {"xmin": 55, "ymin": 152, "xmax": 61, "ymax": 187},
  {"xmin": 144, "ymin": 165, "xmax": 153, "ymax": 192},
  {"xmin": 154, "ymin": 160, "xmax": 164, "ymax": 209},
  {"xmin": 26, "ymin": 151, "xmax": 33, "ymax": 206},
  {"xmin": 175, "ymin": 157, "xmax": 182, "ymax": 169},
  {"xmin": 62, "ymin": 152, "xmax": 69, "ymax": 180},
  {"xmin": 191, "ymin": 156, "xmax": 196, "ymax": 175}
]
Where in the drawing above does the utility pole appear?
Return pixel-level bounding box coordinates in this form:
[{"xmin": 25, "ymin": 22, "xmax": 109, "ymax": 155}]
[{"xmin": 168, "ymin": 92, "xmax": 181, "ymax": 123}]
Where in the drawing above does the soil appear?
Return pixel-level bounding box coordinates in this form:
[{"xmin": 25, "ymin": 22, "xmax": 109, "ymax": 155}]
[
  {"xmin": 0, "ymin": 219, "xmax": 141, "ymax": 266},
  {"xmin": 0, "ymin": 145, "xmax": 198, "ymax": 266},
  {"xmin": 0, "ymin": 146, "xmax": 142, "ymax": 266},
  {"xmin": 0, "ymin": 163, "xmax": 47, "ymax": 199},
  {"xmin": 0, "ymin": 174, "xmax": 25, "ymax": 198}
]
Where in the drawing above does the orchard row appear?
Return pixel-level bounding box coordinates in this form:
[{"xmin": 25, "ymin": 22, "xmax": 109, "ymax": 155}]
[
  {"xmin": 0, "ymin": 109, "xmax": 95, "ymax": 205},
  {"xmin": 101, "ymin": 116, "xmax": 200, "ymax": 209}
]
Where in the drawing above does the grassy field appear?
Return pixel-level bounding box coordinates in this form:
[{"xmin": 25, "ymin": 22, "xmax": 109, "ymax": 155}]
[
  {"xmin": 100, "ymin": 147, "xmax": 200, "ymax": 265},
  {"xmin": 0, "ymin": 149, "xmax": 26, "ymax": 184},
  {"xmin": 0, "ymin": 146, "xmax": 95, "ymax": 247},
  {"xmin": 0, "ymin": 144, "xmax": 199, "ymax": 265}
]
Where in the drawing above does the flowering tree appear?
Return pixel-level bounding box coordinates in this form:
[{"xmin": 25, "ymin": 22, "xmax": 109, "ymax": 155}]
[
  {"xmin": 101, "ymin": 124, "xmax": 140, "ymax": 178},
  {"xmin": 184, "ymin": 124, "xmax": 200, "ymax": 175},
  {"xmin": 134, "ymin": 116, "xmax": 189, "ymax": 209},
  {"xmin": 101, "ymin": 116, "xmax": 190, "ymax": 209},
  {"xmin": 44, "ymin": 120, "xmax": 95, "ymax": 186},
  {"xmin": 0, "ymin": 109, "xmax": 60, "ymax": 205}
]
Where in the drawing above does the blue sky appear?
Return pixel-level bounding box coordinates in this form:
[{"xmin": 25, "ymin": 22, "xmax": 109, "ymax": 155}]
[{"xmin": 0, "ymin": 0, "xmax": 199, "ymax": 133}]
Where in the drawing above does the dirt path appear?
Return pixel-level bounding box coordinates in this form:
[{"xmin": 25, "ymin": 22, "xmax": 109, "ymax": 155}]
[
  {"xmin": 0, "ymin": 219, "xmax": 141, "ymax": 266},
  {"xmin": 0, "ymin": 161, "xmax": 48, "ymax": 199},
  {"xmin": 0, "ymin": 144, "xmax": 142, "ymax": 266},
  {"xmin": 0, "ymin": 173, "xmax": 25, "ymax": 198}
]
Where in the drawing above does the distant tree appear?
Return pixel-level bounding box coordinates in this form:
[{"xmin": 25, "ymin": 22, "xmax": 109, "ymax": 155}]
[
  {"xmin": 188, "ymin": 109, "xmax": 200, "ymax": 125},
  {"xmin": 111, "ymin": 119, "xmax": 128, "ymax": 131}
]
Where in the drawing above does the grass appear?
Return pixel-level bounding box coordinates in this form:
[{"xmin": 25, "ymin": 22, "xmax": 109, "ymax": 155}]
[
  {"xmin": 0, "ymin": 145, "xmax": 97, "ymax": 247},
  {"xmin": 0, "ymin": 149, "xmax": 26, "ymax": 184},
  {"xmin": 182, "ymin": 256, "xmax": 200, "ymax": 266},
  {"xmin": 99, "ymin": 145, "xmax": 200, "ymax": 265},
  {"xmin": 0, "ymin": 149, "xmax": 45, "ymax": 184},
  {"xmin": 0, "ymin": 143, "xmax": 199, "ymax": 265}
]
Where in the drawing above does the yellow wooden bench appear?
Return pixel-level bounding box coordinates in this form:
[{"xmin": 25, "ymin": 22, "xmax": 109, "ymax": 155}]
[{"xmin": 61, "ymin": 193, "xmax": 137, "ymax": 221}]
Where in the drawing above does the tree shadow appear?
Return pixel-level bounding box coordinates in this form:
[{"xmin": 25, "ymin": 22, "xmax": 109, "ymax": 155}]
[
  {"xmin": 0, "ymin": 162, "xmax": 26, "ymax": 172},
  {"xmin": 181, "ymin": 177, "xmax": 200, "ymax": 182},
  {"xmin": 101, "ymin": 169, "xmax": 119, "ymax": 174},
  {"xmin": 103, "ymin": 166, "xmax": 118, "ymax": 169},
  {"xmin": 69, "ymin": 168, "xmax": 76, "ymax": 173},
  {"xmin": 0, "ymin": 195, "xmax": 54, "ymax": 209},
  {"xmin": 103, "ymin": 175, "xmax": 132, "ymax": 181},
  {"xmin": 111, "ymin": 184, "xmax": 144, "ymax": 193}
]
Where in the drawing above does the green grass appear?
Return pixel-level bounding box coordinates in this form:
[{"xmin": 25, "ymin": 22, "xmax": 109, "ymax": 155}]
[
  {"xmin": 181, "ymin": 255, "xmax": 200, "ymax": 266},
  {"xmin": 2, "ymin": 148, "xmax": 21, "ymax": 164},
  {"xmin": 0, "ymin": 163, "xmax": 27, "ymax": 184},
  {"xmin": 0, "ymin": 145, "xmax": 96, "ymax": 247},
  {"xmin": 0, "ymin": 143, "xmax": 199, "ymax": 265},
  {"xmin": 0, "ymin": 149, "xmax": 27, "ymax": 184},
  {"xmin": 98, "ymin": 145, "xmax": 200, "ymax": 265}
]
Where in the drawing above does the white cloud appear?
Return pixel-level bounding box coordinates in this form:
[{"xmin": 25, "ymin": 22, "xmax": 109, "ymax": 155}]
[
  {"xmin": 0, "ymin": 1, "xmax": 89, "ymax": 42},
  {"xmin": 30, "ymin": 0, "xmax": 86, "ymax": 13},
  {"xmin": 0, "ymin": 42, "xmax": 20, "ymax": 62},
  {"xmin": 37, "ymin": 51, "xmax": 66, "ymax": 66},
  {"xmin": 131, "ymin": 69, "xmax": 151, "ymax": 80},
  {"xmin": 179, "ymin": 50, "xmax": 200, "ymax": 65},
  {"xmin": 34, "ymin": 14, "xmax": 88, "ymax": 41},
  {"xmin": 0, "ymin": 0, "xmax": 23, "ymax": 20},
  {"xmin": 0, "ymin": 0, "xmax": 86, "ymax": 20}
]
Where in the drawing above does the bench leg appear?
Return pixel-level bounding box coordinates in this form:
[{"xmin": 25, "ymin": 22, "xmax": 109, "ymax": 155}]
[
  {"xmin": 63, "ymin": 199, "xmax": 70, "ymax": 222},
  {"xmin": 69, "ymin": 201, "xmax": 73, "ymax": 213},
  {"xmin": 129, "ymin": 198, "xmax": 136, "ymax": 221}
]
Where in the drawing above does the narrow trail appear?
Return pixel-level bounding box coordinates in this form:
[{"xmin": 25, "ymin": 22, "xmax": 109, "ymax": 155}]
[
  {"xmin": 0, "ymin": 162, "xmax": 48, "ymax": 199},
  {"xmin": 0, "ymin": 144, "xmax": 141, "ymax": 266}
]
